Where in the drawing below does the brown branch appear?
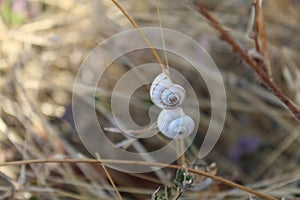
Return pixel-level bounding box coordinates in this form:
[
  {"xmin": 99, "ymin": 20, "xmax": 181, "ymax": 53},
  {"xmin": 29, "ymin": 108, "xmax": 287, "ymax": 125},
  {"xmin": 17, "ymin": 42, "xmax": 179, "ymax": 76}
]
[
  {"xmin": 0, "ymin": 158, "xmax": 278, "ymax": 200},
  {"xmin": 191, "ymin": 0, "xmax": 300, "ymax": 122}
]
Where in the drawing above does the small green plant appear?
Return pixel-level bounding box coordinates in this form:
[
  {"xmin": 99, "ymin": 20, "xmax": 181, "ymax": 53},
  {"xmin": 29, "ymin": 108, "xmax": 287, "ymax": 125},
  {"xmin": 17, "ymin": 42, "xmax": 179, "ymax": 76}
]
[
  {"xmin": 152, "ymin": 167, "xmax": 195, "ymax": 200},
  {"xmin": 173, "ymin": 167, "xmax": 194, "ymax": 189}
]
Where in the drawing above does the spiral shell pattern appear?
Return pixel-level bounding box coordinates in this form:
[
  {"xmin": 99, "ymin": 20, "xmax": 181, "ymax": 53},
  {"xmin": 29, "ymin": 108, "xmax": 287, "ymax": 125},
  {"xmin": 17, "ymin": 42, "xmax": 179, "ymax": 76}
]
[
  {"xmin": 150, "ymin": 73, "xmax": 185, "ymax": 110},
  {"xmin": 157, "ymin": 108, "xmax": 194, "ymax": 139}
]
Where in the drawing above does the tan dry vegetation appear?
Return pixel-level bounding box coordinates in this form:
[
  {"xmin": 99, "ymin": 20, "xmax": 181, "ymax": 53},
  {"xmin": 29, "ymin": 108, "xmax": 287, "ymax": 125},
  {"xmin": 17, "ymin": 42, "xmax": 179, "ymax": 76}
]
[{"xmin": 0, "ymin": 0, "xmax": 299, "ymax": 199}]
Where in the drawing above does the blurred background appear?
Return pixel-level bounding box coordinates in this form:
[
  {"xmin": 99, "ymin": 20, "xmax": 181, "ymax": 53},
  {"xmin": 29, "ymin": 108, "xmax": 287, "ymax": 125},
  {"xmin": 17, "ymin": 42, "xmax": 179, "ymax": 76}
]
[{"xmin": 0, "ymin": 0, "xmax": 300, "ymax": 199}]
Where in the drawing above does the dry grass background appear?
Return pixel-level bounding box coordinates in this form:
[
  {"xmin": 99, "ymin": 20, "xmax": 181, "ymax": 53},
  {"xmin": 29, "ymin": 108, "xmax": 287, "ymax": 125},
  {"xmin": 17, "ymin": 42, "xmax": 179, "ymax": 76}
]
[{"xmin": 0, "ymin": 0, "xmax": 300, "ymax": 199}]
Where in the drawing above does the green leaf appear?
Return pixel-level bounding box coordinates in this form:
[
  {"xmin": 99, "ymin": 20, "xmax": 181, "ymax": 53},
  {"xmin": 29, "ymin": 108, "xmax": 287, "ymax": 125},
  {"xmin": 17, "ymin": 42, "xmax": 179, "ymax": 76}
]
[
  {"xmin": 174, "ymin": 168, "xmax": 195, "ymax": 189},
  {"xmin": 165, "ymin": 185, "xmax": 172, "ymax": 200}
]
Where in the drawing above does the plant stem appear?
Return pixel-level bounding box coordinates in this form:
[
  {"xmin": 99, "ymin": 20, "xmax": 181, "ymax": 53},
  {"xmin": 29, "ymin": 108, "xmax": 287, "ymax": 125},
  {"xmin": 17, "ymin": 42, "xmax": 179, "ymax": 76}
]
[{"xmin": 0, "ymin": 158, "xmax": 278, "ymax": 200}]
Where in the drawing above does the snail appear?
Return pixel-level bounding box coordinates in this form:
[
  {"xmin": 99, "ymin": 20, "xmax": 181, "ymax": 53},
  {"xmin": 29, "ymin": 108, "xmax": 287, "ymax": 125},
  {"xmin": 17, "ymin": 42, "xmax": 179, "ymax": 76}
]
[
  {"xmin": 150, "ymin": 73, "xmax": 185, "ymax": 110},
  {"xmin": 157, "ymin": 107, "xmax": 194, "ymax": 139}
]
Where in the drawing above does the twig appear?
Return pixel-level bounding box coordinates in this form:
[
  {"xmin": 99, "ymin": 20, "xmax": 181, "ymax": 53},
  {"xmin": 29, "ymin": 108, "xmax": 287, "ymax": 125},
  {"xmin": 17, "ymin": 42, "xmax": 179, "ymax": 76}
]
[
  {"xmin": 191, "ymin": 0, "xmax": 300, "ymax": 122},
  {"xmin": 0, "ymin": 159, "xmax": 278, "ymax": 200}
]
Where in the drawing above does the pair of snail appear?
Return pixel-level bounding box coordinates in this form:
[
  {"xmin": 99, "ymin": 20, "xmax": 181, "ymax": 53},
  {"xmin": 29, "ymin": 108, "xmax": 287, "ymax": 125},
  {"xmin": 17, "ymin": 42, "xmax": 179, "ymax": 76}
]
[{"xmin": 150, "ymin": 72, "xmax": 195, "ymax": 139}]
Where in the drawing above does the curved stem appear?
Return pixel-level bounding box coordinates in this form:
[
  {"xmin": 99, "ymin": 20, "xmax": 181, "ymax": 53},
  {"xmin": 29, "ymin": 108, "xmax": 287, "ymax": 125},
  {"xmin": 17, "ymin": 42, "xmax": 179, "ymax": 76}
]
[
  {"xmin": 0, "ymin": 159, "xmax": 278, "ymax": 200},
  {"xmin": 111, "ymin": 0, "xmax": 169, "ymax": 75}
]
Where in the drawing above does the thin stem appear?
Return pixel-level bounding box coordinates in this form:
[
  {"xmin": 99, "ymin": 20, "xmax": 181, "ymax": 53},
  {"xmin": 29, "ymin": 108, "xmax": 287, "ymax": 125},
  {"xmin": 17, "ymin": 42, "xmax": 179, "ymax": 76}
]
[
  {"xmin": 111, "ymin": 0, "xmax": 168, "ymax": 75},
  {"xmin": 155, "ymin": 0, "xmax": 169, "ymax": 69},
  {"xmin": 191, "ymin": 0, "xmax": 300, "ymax": 122},
  {"xmin": 0, "ymin": 159, "xmax": 278, "ymax": 200},
  {"xmin": 96, "ymin": 154, "xmax": 123, "ymax": 200},
  {"xmin": 179, "ymin": 139, "xmax": 185, "ymax": 165}
]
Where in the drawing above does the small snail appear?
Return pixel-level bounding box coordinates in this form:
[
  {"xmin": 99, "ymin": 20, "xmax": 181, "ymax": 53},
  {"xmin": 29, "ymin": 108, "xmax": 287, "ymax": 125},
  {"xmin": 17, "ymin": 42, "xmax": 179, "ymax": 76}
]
[
  {"xmin": 157, "ymin": 107, "xmax": 194, "ymax": 139},
  {"xmin": 150, "ymin": 73, "xmax": 185, "ymax": 110}
]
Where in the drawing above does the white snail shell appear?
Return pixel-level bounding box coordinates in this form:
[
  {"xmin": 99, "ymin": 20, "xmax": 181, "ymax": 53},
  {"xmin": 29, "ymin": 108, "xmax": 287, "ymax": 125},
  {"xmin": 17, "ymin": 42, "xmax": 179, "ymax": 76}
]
[
  {"xmin": 150, "ymin": 73, "xmax": 185, "ymax": 110},
  {"xmin": 157, "ymin": 107, "xmax": 194, "ymax": 139}
]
